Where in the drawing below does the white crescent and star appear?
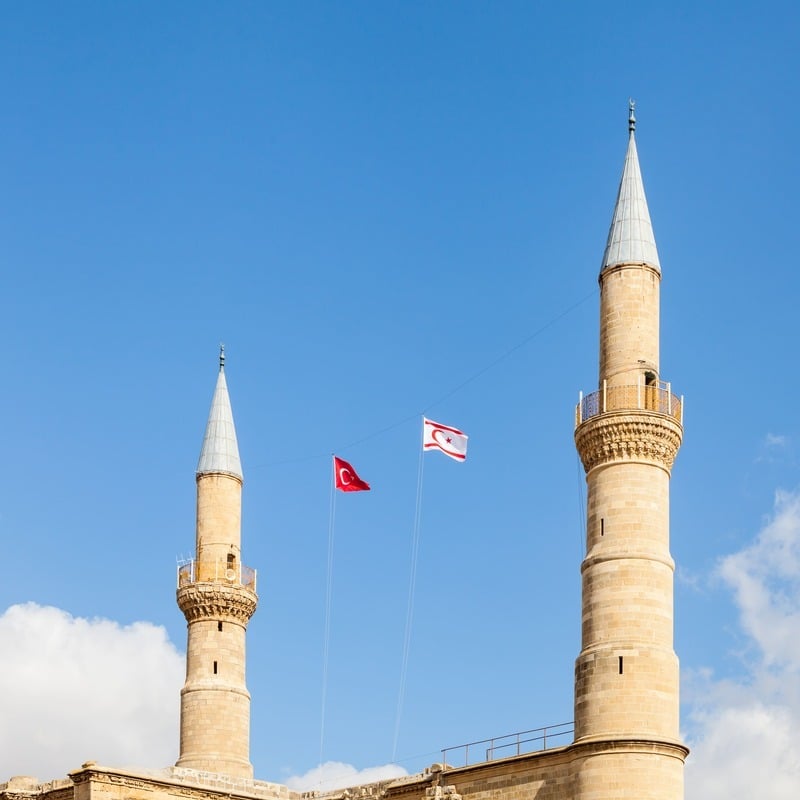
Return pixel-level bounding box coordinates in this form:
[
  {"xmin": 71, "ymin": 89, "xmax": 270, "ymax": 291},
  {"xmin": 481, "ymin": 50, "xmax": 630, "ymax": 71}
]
[{"xmin": 339, "ymin": 467, "xmax": 353, "ymax": 485}]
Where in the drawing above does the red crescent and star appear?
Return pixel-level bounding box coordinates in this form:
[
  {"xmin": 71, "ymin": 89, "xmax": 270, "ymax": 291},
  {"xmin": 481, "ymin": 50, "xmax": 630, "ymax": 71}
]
[{"xmin": 432, "ymin": 429, "xmax": 456, "ymax": 449}]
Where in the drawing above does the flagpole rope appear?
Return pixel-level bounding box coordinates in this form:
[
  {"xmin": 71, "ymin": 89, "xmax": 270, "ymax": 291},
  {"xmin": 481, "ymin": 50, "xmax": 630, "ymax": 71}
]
[
  {"xmin": 392, "ymin": 421, "xmax": 426, "ymax": 761},
  {"xmin": 319, "ymin": 455, "xmax": 337, "ymax": 765},
  {"xmin": 249, "ymin": 289, "xmax": 597, "ymax": 470}
]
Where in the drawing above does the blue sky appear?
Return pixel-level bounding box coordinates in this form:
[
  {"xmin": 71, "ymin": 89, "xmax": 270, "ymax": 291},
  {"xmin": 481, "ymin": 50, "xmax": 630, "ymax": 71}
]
[{"xmin": 1, "ymin": 3, "xmax": 800, "ymax": 798}]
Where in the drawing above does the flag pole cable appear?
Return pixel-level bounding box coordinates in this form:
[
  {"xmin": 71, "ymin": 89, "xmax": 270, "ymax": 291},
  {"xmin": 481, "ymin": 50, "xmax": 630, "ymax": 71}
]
[
  {"xmin": 320, "ymin": 454, "xmax": 338, "ymax": 765},
  {"xmin": 248, "ymin": 290, "xmax": 597, "ymax": 473},
  {"xmin": 392, "ymin": 417, "xmax": 426, "ymax": 762}
]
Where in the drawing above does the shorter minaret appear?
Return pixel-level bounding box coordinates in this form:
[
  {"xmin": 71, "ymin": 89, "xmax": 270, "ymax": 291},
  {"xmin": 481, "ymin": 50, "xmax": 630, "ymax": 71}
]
[{"xmin": 176, "ymin": 348, "xmax": 258, "ymax": 778}]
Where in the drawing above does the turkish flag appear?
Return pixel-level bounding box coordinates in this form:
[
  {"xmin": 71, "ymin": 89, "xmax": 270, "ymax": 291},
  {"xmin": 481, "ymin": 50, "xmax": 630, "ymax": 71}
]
[{"xmin": 333, "ymin": 456, "xmax": 371, "ymax": 492}]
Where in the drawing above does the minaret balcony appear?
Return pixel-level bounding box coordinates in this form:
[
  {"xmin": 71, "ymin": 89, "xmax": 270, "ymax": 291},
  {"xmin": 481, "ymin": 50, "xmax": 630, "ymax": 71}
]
[
  {"xmin": 575, "ymin": 380, "xmax": 683, "ymax": 428},
  {"xmin": 177, "ymin": 559, "xmax": 257, "ymax": 592}
]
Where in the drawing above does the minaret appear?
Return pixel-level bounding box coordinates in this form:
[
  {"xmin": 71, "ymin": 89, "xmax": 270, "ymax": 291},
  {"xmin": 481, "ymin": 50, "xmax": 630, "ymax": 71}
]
[
  {"xmin": 573, "ymin": 104, "xmax": 687, "ymax": 798},
  {"xmin": 176, "ymin": 348, "xmax": 258, "ymax": 778}
]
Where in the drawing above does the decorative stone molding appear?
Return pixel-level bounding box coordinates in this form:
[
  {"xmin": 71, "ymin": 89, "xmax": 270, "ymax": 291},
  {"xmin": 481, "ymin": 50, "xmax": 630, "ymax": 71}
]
[
  {"xmin": 101, "ymin": 774, "xmax": 155, "ymax": 791},
  {"xmin": 67, "ymin": 767, "xmax": 294, "ymax": 800},
  {"xmin": 0, "ymin": 775, "xmax": 65, "ymax": 800},
  {"xmin": 425, "ymin": 786, "xmax": 461, "ymax": 800},
  {"xmin": 599, "ymin": 261, "xmax": 661, "ymax": 281},
  {"xmin": 168, "ymin": 768, "xmax": 295, "ymax": 800},
  {"xmin": 177, "ymin": 582, "xmax": 258, "ymax": 625},
  {"xmin": 568, "ymin": 736, "xmax": 690, "ymax": 761},
  {"xmin": 574, "ymin": 411, "xmax": 683, "ymax": 473},
  {"xmin": 2, "ymin": 793, "xmax": 43, "ymax": 800},
  {"xmin": 0, "ymin": 793, "xmax": 48, "ymax": 800}
]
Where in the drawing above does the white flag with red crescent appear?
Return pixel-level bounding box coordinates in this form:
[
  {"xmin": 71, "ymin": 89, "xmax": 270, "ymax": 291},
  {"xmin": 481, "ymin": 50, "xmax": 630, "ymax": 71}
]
[{"xmin": 423, "ymin": 417, "xmax": 468, "ymax": 461}]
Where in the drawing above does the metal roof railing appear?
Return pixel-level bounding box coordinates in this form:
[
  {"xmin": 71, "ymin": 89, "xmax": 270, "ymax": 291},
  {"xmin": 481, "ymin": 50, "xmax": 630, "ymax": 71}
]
[{"xmin": 441, "ymin": 722, "xmax": 574, "ymax": 768}]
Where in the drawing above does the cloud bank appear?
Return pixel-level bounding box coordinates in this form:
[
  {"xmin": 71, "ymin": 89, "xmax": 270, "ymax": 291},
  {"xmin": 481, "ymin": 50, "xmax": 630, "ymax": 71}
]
[
  {"xmin": 0, "ymin": 603, "xmax": 407, "ymax": 793},
  {"xmin": 685, "ymin": 489, "xmax": 800, "ymax": 799},
  {"xmin": 0, "ymin": 603, "xmax": 183, "ymax": 782}
]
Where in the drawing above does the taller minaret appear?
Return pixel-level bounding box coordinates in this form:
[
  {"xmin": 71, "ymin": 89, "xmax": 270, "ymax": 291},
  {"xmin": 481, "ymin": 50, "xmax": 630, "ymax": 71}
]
[
  {"xmin": 573, "ymin": 105, "xmax": 687, "ymax": 798},
  {"xmin": 176, "ymin": 348, "xmax": 258, "ymax": 778}
]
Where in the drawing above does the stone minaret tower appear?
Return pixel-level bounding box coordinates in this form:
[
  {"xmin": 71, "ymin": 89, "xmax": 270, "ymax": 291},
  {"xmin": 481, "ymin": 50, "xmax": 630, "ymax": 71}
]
[
  {"xmin": 176, "ymin": 349, "xmax": 258, "ymax": 778},
  {"xmin": 573, "ymin": 105, "xmax": 687, "ymax": 799}
]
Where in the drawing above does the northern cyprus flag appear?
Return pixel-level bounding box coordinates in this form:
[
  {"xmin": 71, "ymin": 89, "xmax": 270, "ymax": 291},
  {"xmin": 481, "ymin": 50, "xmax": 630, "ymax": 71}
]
[{"xmin": 423, "ymin": 417, "xmax": 468, "ymax": 461}]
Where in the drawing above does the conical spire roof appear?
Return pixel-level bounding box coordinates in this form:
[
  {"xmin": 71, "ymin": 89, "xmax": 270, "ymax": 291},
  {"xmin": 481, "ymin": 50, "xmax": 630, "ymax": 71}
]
[
  {"xmin": 197, "ymin": 348, "xmax": 242, "ymax": 479},
  {"xmin": 601, "ymin": 103, "xmax": 660, "ymax": 273}
]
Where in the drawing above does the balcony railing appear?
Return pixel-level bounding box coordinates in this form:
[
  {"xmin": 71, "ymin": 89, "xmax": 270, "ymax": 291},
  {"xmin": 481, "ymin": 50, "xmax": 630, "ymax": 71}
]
[
  {"xmin": 441, "ymin": 722, "xmax": 574, "ymax": 768},
  {"xmin": 177, "ymin": 559, "xmax": 257, "ymax": 592},
  {"xmin": 576, "ymin": 380, "xmax": 683, "ymax": 427}
]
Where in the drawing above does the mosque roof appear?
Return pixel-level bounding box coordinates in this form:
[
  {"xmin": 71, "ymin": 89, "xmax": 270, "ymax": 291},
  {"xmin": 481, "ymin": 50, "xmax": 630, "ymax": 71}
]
[{"xmin": 601, "ymin": 103, "xmax": 661, "ymax": 273}]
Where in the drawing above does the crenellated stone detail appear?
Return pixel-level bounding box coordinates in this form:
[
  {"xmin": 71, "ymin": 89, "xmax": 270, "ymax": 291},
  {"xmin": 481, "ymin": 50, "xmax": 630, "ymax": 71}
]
[
  {"xmin": 177, "ymin": 583, "xmax": 258, "ymax": 625},
  {"xmin": 575, "ymin": 411, "xmax": 682, "ymax": 474},
  {"xmin": 425, "ymin": 786, "xmax": 462, "ymax": 800}
]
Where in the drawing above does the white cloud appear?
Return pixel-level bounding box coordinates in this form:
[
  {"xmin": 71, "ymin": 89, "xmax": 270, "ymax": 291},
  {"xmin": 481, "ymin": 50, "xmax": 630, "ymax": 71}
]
[
  {"xmin": 718, "ymin": 490, "xmax": 800, "ymax": 668},
  {"xmin": 0, "ymin": 603, "xmax": 184, "ymax": 782},
  {"xmin": 756, "ymin": 433, "xmax": 791, "ymax": 464},
  {"xmin": 685, "ymin": 490, "xmax": 800, "ymax": 799},
  {"xmin": 285, "ymin": 761, "xmax": 407, "ymax": 793}
]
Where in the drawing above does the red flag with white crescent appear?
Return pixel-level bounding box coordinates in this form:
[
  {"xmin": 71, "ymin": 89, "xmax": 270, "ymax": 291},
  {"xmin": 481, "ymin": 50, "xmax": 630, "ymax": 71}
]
[
  {"xmin": 333, "ymin": 456, "xmax": 371, "ymax": 492},
  {"xmin": 423, "ymin": 417, "xmax": 468, "ymax": 461}
]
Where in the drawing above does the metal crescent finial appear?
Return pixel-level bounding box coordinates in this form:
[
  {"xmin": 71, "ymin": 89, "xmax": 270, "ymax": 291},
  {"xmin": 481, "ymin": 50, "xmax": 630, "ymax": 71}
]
[
  {"xmin": 628, "ymin": 98, "xmax": 636, "ymax": 133},
  {"xmin": 219, "ymin": 343, "xmax": 226, "ymax": 370}
]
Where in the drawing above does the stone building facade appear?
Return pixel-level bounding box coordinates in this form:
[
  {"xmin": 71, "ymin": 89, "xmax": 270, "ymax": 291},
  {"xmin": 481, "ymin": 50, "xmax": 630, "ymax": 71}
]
[{"xmin": 1, "ymin": 106, "xmax": 686, "ymax": 800}]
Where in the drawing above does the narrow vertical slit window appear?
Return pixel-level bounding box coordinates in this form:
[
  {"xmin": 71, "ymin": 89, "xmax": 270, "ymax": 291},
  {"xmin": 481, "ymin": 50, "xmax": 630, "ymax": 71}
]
[
  {"xmin": 218, "ymin": 621, "xmax": 223, "ymax": 632},
  {"xmin": 600, "ymin": 518, "xmax": 604, "ymax": 537},
  {"xmin": 213, "ymin": 661, "xmax": 218, "ymax": 675},
  {"xmin": 618, "ymin": 656, "xmax": 624, "ymax": 674}
]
